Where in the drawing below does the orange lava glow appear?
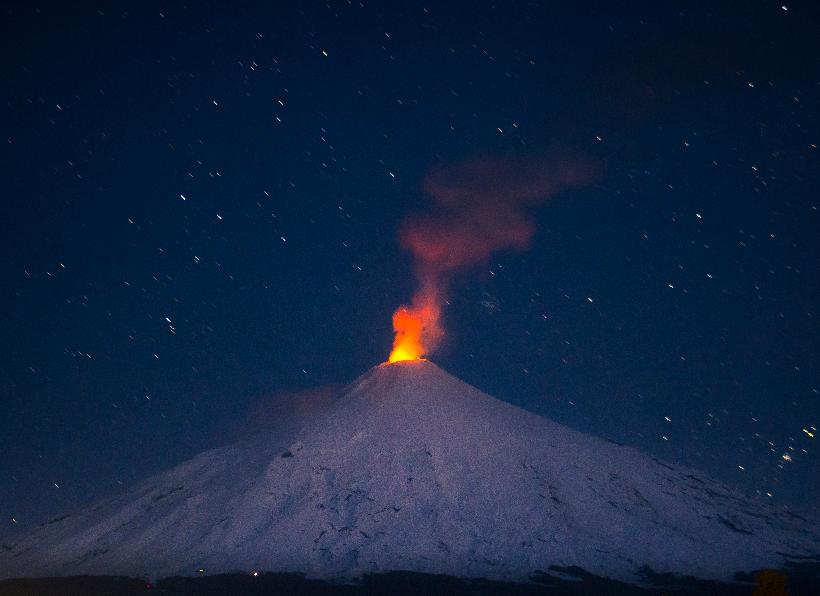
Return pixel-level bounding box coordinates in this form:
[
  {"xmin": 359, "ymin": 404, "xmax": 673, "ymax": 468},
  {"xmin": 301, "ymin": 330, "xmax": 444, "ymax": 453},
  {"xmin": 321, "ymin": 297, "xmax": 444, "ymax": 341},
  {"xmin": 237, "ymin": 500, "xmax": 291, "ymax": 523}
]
[
  {"xmin": 388, "ymin": 308, "xmax": 424, "ymax": 362},
  {"xmin": 387, "ymin": 295, "xmax": 442, "ymax": 363}
]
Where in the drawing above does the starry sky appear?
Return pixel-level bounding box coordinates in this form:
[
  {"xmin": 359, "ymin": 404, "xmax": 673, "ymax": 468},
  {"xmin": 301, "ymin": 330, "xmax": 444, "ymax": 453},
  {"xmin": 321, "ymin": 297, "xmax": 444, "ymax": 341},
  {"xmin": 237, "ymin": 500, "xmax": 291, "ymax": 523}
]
[{"xmin": 1, "ymin": 2, "xmax": 818, "ymax": 532}]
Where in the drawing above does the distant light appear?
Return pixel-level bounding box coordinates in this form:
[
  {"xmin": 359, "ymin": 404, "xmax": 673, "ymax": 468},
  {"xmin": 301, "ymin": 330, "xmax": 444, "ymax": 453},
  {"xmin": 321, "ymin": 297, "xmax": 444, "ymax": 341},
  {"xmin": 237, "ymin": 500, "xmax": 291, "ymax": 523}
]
[{"xmin": 252, "ymin": 571, "xmax": 259, "ymax": 577}]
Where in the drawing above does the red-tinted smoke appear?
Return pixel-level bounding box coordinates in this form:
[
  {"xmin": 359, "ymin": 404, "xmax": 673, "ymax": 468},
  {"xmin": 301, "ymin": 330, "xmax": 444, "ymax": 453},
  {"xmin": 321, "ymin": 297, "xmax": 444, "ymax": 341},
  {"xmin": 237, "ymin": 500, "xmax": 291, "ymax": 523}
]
[{"xmin": 388, "ymin": 153, "xmax": 596, "ymax": 361}]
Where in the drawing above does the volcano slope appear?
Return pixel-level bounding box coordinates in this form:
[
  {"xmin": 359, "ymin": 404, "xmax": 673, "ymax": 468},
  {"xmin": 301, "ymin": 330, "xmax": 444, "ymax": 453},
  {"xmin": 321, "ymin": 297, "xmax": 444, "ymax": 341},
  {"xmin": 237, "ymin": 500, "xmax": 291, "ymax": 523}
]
[{"xmin": 1, "ymin": 360, "xmax": 817, "ymax": 587}]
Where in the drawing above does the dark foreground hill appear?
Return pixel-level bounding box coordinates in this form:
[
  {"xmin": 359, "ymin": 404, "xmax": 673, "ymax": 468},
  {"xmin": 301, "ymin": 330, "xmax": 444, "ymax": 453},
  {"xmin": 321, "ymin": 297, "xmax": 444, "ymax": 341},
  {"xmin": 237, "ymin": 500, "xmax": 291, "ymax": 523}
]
[{"xmin": 2, "ymin": 566, "xmax": 819, "ymax": 596}]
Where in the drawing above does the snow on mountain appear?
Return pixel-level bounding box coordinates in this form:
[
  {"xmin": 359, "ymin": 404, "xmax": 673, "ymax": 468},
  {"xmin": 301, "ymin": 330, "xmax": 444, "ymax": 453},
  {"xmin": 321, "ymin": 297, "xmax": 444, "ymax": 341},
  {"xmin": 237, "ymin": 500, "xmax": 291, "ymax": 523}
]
[{"xmin": 1, "ymin": 360, "xmax": 817, "ymax": 584}]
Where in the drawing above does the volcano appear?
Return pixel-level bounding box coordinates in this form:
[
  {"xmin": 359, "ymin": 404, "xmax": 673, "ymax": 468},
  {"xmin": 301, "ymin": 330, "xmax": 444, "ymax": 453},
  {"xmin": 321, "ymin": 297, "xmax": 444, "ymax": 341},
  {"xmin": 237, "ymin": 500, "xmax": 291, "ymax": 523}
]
[{"xmin": 1, "ymin": 361, "xmax": 817, "ymax": 586}]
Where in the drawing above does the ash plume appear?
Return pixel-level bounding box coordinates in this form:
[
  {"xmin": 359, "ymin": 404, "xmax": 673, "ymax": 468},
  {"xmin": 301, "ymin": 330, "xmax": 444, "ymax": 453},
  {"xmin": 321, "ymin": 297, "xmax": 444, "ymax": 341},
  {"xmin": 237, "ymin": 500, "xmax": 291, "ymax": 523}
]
[{"xmin": 391, "ymin": 153, "xmax": 596, "ymax": 359}]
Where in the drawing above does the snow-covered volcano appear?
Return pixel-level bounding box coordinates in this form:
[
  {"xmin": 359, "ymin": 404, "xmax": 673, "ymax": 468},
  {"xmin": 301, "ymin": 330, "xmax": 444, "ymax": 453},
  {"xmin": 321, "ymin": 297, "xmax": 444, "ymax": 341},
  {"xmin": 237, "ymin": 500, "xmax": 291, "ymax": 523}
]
[{"xmin": 1, "ymin": 360, "xmax": 817, "ymax": 584}]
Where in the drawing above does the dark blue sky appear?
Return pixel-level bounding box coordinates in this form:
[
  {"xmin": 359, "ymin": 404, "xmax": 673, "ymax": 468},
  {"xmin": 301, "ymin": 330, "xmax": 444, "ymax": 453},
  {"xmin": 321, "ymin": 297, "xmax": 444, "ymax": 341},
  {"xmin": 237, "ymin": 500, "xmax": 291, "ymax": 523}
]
[{"xmin": 1, "ymin": 1, "xmax": 818, "ymax": 531}]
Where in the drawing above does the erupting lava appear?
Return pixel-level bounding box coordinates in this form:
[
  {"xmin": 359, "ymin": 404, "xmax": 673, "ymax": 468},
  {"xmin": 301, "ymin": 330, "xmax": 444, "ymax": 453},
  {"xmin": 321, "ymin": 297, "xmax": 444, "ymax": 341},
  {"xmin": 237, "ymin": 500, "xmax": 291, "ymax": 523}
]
[
  {"xmin": 387, "ymin": 293, "xmax": 441, "ymax": 363},
  {"xmin": 387, "ymin": 308, "xmax": 423, "ymax": 363}
]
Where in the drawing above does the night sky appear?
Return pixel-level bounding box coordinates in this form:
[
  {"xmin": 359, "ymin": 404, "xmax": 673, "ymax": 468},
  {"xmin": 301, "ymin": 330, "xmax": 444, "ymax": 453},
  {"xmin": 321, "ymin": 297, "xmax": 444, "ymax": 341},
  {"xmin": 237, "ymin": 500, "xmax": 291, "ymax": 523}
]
[{"xmin": 2, "ymin": 2, "xmax": 818, "ymax": 534}]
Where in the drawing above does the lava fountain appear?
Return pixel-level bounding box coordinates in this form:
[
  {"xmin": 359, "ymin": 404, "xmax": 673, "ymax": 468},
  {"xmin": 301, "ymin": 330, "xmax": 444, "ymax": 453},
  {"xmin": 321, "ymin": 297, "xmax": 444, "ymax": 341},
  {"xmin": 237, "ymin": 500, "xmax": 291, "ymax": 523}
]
[{"xmin": 387, "ymin": 287, "xmax": 442, "ymax": 363}]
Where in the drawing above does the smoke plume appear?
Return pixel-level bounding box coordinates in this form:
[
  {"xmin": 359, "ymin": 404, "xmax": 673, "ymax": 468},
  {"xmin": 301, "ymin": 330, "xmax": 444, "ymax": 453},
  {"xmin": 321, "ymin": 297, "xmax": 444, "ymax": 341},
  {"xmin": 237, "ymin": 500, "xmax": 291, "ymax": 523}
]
[{"xmin": 388, "ymin": 153, "xmax": 595, "ymax": 362}]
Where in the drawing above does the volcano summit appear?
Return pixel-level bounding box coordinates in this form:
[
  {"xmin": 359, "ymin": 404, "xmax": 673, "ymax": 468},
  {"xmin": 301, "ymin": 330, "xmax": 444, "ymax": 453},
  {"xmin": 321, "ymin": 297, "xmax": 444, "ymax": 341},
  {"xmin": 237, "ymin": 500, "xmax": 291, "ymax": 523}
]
[{"xmin": 1, "ymin": 361, "xmax": 817, "ymax": 587}]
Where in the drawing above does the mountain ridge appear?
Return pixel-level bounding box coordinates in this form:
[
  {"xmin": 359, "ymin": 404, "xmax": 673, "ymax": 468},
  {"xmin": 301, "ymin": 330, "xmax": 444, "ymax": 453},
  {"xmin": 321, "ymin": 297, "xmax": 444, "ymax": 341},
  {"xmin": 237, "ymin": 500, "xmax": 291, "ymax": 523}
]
[{"xmin": 1, "ymin": 360, "xmax": 817, "ymax": 585}]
